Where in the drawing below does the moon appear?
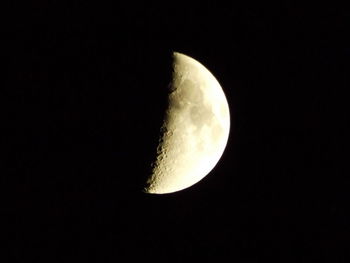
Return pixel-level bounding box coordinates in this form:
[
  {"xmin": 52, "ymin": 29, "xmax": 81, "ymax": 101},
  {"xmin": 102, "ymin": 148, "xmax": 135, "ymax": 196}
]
[{"xmin": 144, "ymin": 52, "xmax": 230, "ymax": 194}]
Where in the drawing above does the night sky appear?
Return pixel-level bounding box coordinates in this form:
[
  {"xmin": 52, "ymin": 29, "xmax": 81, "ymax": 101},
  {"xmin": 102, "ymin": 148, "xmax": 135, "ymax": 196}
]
[{"xmin": 3, "ymin": 2, "xmax": 348, "ymax": 262}]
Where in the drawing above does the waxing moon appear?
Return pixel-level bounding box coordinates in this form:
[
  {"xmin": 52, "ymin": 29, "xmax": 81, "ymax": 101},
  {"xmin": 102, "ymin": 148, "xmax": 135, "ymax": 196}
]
[{"xmin": 144, "ymin": 52, "xmax": 230, "ymax": 194}]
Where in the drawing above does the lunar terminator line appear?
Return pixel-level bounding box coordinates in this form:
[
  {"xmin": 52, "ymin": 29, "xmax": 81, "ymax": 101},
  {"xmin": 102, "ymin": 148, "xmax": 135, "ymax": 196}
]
[{"xmin": 144, "ymin": 52, "xmax": 230, "ymax": 194}]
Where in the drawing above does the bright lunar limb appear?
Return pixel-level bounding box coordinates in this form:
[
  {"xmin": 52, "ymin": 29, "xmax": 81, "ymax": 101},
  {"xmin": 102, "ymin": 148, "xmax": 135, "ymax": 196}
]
[{"xmin": 144, "ymin": 52, "xmax": 230, "ymax": 194}]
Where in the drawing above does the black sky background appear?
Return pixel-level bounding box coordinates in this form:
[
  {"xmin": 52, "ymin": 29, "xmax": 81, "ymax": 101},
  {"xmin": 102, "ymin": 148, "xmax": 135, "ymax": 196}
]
[{"xmin": 2, "ymin": 2, "xmax": 348, "ymax": 262}]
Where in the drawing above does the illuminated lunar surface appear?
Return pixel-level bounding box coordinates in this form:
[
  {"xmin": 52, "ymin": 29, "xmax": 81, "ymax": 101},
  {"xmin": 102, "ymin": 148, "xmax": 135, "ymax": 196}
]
[{"xmin": 144, "ymin": 52, "xmax": 230, "ymax": 194}]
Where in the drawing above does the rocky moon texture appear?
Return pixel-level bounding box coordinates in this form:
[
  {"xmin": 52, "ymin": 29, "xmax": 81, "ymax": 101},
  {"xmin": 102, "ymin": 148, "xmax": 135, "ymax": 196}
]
[{"xmin": 145, "ymin": 52, "xmax": 230, "ymax": 194}]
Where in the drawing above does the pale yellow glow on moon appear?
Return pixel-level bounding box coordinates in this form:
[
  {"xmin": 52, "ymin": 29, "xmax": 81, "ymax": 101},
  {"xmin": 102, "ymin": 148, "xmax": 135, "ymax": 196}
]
[{"xmin": 144, "ymin": 52, "xmax": 230, "ymax": 194}]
